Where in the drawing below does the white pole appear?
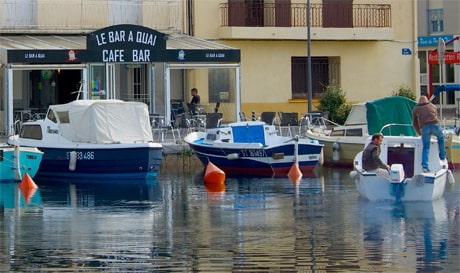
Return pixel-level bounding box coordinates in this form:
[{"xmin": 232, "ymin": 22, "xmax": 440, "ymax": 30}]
[{"xmin": 437, "ymin": 38, "xmax": 445, "ymax": 121}]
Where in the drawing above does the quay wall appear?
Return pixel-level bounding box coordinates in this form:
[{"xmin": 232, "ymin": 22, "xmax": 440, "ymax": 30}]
[{"xmin": 160, "ymin": 143, "xmax": 203, "ymax": 174}]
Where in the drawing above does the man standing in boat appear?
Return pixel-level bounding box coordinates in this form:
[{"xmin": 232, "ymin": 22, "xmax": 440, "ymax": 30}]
[
  {"xmin": 412, "ymin": 95, "xmax": 446, "ymax": 173},
  {"xmin": 362, "ymin": 133, "xmax": 390, "ymax": 178}
]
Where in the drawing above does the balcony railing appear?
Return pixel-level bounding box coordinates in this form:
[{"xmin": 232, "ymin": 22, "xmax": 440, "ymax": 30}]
[
  {"xmin": 0, "ymin": 0, "xmax": 181, "ymax": 33},
  {"xmin": 220, "ymin": 3, "xmax": 391, "ymax": 28}
]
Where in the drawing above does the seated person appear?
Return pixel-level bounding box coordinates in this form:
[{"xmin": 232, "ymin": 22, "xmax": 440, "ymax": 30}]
[
  {"xmin": 190, "ymin": 88, "xmax": 200, "ymax": 104},
  {"xmin": 362, "ymin": 133, "xmax": 390, "ymax": 178}
]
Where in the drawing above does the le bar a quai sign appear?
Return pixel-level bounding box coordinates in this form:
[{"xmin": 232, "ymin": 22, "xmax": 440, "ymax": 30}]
[
  {"xmin": 7, "ymin": 24, "xmax": 240, "ymax": 64},
  {"xmin": 86, "ymin": 24, "xmax": 167, "ymax": 62}
]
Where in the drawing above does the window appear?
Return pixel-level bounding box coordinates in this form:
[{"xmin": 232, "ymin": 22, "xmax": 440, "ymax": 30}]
[
  {"xmin": 129, "ymin": 65, "xmax": 148, "ymax": 103},
  {"xmin": 345, "ymin": 128, "xmax": 362, "ymax": 137},
  {"xmin": 133, "ymin": 67, "xmax": 143, "ymax": 99},
  {"xmin": 323, "ymin": 0, "xmax": 353, "ymax": 28},
  {"xmin": 428, "ymin": 9, "xmax": 444, "ymax": 34},
  {"xmin": 291, "ymin": 56, "xmax": 340, "ymax": 99},
  {"xmin": 20, "ymin": 125, "xmax": 42, "ymax": 140},
  {"xmin": 56, "ymin": 111, "xmax": 70, "ymax": 123},
  {"xmin": 330, "ymin": 129, "xmax": 344, "ymax": 136},
  {"xmin": 209, "ymin": 69, "xmax": 228, "ymax": 103}
]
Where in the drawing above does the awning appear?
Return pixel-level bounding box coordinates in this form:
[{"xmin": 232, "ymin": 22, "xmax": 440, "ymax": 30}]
[
  {"xmin": 0, "ymin": 32, "xmax": 240, "ymax": 64},
  {"xmin": 0, "ymin": 35, "xmax": 86, "ymax": 50},
  {"xmin": 0, "ymin": 33, "xmax": 236, "ymax": 51}
]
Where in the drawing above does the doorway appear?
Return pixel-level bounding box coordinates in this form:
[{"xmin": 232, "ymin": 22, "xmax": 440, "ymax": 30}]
[
  {"xmin": 29, "ymin": 69, "xmax": 82, "ymax": 111},
  {"xmin": 57, "ymin": 70, "xmax": 82, "ymax": 103}
]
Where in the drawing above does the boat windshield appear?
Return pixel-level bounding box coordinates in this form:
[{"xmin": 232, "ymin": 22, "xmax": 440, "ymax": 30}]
[{"xmin": 47, "ymin": 110, "xmax": 57, "ymax": 123}]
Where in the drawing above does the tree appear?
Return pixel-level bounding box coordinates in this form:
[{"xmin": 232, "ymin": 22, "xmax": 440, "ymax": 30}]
[{"xmin": 317, "ymin": 85, "xmax": 351, "ymax": 125}]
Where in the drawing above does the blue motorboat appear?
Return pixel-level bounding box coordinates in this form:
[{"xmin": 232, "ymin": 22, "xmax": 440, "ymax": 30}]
[
  {"xmin": 8, "ymin": 100, "xmax": 162, "ymax": 180},
  {"xmin": 184, "ymin": 121, "xmax": 323, "ymax": 177}
]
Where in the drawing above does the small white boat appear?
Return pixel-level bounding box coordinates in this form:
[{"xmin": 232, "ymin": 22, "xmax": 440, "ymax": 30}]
[
  {"xmin": 184, "ymin": 121, "xmax": 323, "ymax": 177},
  {"xmin": 7, "ymin": 99, "xmax": 162, "ymax": 180},
  {"xmin": 304, "ymin": 96, "xmax": 416, "ymax": 167},
  {"xmin": 350, "ymin": 124, "xmax": 455, "ymax": 201}
]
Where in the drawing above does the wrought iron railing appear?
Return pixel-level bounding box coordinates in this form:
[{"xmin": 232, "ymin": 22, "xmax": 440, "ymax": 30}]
[{"xmin": 220, "ymin": 3, "xmax": 391, "ymax": 28}]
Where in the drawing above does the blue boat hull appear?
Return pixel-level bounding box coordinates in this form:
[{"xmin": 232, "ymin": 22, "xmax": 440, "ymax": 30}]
[
  {"xmin": 189, "ymin": 142, "xmax": 322, "ymax": 177},
  {"xmin": 34, "ymin": 145, "xmax": 162, "ymax": 180}
]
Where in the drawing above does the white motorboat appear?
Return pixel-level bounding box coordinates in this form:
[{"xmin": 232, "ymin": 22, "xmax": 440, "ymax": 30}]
[{"xmin": 350, "ymin": 124, "xmax": 455, "ymax": 201}]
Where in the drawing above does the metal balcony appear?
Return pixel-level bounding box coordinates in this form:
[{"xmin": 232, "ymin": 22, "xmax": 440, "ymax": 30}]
[{"xmin": 220, "ymin": 2, "xmax": 391, "ymax": 28}]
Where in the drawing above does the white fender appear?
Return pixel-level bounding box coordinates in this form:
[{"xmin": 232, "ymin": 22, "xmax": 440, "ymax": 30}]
[
  {"xmin": 447, "ymin": 169, "xmax": 455, "ymax": 185},
  {"xmin": 318, "ymin": 148, "xmax": 324, "ymax": 166},
  {"xmin": 14, "ymin": 146, "xmax": 22, "ymax": 180},
  {"xmin": 226, "ymin": 153, "xmax": 239, "ymax": 160},
  {"xmin": 332, "ymin": 142, "xmax": 340, "ymax": 161},
  {"xmin": 69, "ymin": 151, "xmax": 77, "ymax": 171},
  {"xmin": 349, "ymin": 170, "xmax": 359, "ymax": 180}
]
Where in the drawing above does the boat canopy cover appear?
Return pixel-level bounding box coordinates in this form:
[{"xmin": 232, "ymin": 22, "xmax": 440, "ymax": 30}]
[
  {"xmin": 232, "ymin": 124, "xmax": 266, "ymax": 145},
  {"xmin": 433, "ymin": 84, "xmax": 460, "ymax": 97},
  {"xmin": 365, "ymin": 96, "xmax": 416, "ymax": 136},
  {"xmin": 344, "ymin": 103, "xmax": 367, "ymax": 126},
  {"xmin": 49, "ymin": 100, "xmax": 153, "ymax": 143}
]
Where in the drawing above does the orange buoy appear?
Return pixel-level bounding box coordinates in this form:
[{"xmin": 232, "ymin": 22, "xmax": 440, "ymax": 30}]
[
  {"xmin": 288, "ymin": 162, "xmax": 302, "ymax": 185},
  {"xmin": 205, "ymin": 182, "xmax": 226, "ymax": 193},
  {"xmin": 18, "ymin": 173, "xmax": 38, "ymax": 204},
  {"xmin": 205, "ymin": 182, "xmax": 226, "ymax": 202},
  {"xmin": 204, "ymin": 162, "xmax": 226, "ymax": 184}
]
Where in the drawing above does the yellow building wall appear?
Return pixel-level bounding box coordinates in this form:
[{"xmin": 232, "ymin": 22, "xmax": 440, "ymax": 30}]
[{"xmin": 193, "ymin": 0, "xmax": 418, "ymax": 117}]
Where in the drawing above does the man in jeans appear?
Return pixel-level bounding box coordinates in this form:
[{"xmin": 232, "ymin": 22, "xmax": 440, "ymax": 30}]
[{"xmin": 412, "ymin": 96, "xmax": 446, "ymax": 173}]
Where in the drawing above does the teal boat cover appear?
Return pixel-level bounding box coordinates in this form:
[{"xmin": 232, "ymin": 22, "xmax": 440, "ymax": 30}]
[{"xmin": 366, "ymin": 96, "xmax": 416, "ymax": 136}]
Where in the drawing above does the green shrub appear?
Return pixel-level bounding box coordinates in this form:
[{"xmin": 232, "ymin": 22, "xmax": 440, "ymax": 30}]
[
  {"xmin": 317, "ymin": 85, "xmax": 351, "ymax": 124},
  {"xmin": 392, "ymin": 85, "xmax": 416, "ymax": 101}
]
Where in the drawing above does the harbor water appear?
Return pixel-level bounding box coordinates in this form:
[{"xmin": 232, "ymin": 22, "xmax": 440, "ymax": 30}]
[{"xmin": 1, "ymin": 166, "xmax": 459, "ymax": 272}]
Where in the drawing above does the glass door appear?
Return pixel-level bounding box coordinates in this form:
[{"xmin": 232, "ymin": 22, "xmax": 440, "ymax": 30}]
[{"xmin": 89, "ymin": 64, "xmax": 115, "ymax": 99}]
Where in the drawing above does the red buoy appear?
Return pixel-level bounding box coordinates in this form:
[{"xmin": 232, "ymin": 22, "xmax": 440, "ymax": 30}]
[
  {"xmin": 18, "ymin": 173, "xmax": 38, "ymax": 204},
  {"xmin": 204, "ymin": 162, "xmax": 226, "ymax": 184}
]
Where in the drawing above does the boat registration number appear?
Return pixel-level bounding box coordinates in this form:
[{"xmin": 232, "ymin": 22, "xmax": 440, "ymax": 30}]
[
  {"xmin": 66, "ymin": 151, "xmax": 95, "ymax": 160},
  {"xmin": 240, "ymin": 149, "xmax": 265, "ymax": 157}
]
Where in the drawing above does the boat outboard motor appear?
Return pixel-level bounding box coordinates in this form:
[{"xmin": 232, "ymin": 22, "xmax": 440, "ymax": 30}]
[{"xmin": 389, "ymin": 164, "xmax": 406, "ymax": 201}]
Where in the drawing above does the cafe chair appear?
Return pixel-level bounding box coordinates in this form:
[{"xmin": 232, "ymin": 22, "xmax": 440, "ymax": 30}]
[
  {"xmin": 239, "ymin": 112, "xmax": 247, "ymax": 121},
  {"xmin": 213, "ymin": 102, "xmax": 220, "ymax": 113},
  {"xmin": 278, "ymin": 112, "xmax": 299, "ymax": 137},
  {"xmin": 205, "ymin": 113, "xmax": 223, "ymax": 129},
  {"xmin": 260, "ymin": 111, "xmax": 277, "ymax": 125}
]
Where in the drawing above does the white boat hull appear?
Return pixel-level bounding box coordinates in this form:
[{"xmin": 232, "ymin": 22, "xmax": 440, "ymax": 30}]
[
  {"xmin": 353, "ymin": 170, "xmax": 448, "ymax": 201},
  {"xmin": 350, "ymin": 133, "xmax": 454, "ymax": 201}
]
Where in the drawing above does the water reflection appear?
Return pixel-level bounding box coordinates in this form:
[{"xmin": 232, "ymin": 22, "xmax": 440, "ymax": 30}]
[
  {"xmin": 0, "ymin": 168, "xmax": 458, "ymax": 272},
  {"xmin": 358, "ymin": 199, "xmax": 451, "ymax": 271},
  {"xmin": 36, "ymin": 179, "xmax": 161, "ymax": 208},
  {"xmin": 0, "ymin": 182, "xmax": 42, "ymax": 209}
]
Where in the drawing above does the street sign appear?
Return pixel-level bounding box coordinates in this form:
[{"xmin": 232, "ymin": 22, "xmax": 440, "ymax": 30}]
[
  {"xmin": 401, "ymin": 48, "xmax": 412, "ymax": 55},
  {"xmin": 428, "ymin": 51, "xmax": 460, "ymax": 64}
]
